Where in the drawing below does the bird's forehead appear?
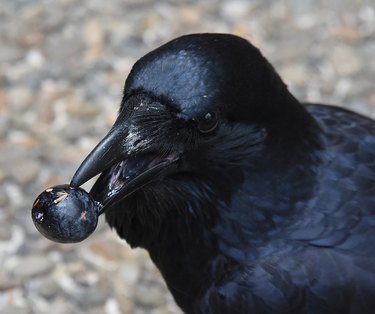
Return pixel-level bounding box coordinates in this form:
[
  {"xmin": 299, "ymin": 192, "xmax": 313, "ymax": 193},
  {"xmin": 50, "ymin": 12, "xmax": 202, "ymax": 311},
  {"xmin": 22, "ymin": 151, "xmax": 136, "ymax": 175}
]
[{"xmin": 125, "ymin": 48, "xmax": 222, "ymax": 119}]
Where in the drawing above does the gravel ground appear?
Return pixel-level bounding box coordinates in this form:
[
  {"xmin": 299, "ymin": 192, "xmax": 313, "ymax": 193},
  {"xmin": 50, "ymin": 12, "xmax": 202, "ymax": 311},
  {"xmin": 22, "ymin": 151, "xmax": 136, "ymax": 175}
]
[{"xmin": 0, "ymin": 0, "xmax": 374, "ymax": 313}]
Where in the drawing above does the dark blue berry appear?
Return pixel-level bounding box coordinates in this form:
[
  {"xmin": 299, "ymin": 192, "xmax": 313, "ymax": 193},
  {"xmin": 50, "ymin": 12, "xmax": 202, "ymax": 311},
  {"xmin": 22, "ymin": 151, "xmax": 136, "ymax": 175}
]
[{"xmin": 31, "ymin": 184, "xmax": 99, "ymax": 243}]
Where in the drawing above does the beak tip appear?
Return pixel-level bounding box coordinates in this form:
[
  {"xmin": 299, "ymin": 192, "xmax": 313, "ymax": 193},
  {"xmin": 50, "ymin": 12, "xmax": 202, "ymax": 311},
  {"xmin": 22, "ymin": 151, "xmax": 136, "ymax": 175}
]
[
  {"xmin": 70, "ymin": 173, "xmax": 82, "ymax": 188},
  {"xmin": 70, "ymin": 112, "xmax": 130, "ymax": 188},
  {"xmin": 70, "ymin": 166, "xmax": 92, "ymax": 188}
]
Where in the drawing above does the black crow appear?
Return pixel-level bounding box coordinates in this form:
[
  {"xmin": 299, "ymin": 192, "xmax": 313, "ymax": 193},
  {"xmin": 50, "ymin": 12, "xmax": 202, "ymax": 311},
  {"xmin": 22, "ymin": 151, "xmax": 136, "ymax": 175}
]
[{"xmin": 70, "ymin": 34, "xmax": 375, "ymax": 314}]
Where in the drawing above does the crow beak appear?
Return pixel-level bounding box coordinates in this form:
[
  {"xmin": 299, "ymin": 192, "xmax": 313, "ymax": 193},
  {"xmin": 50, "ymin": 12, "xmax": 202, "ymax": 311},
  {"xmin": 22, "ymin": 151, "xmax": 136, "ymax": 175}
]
[
  {"xmin": 70, "ymin": 99, "xmax": 181, "ymax": 212},
  {"xmin": 70, "ymin": 124, "xmax": 127, "ymax": 188}
]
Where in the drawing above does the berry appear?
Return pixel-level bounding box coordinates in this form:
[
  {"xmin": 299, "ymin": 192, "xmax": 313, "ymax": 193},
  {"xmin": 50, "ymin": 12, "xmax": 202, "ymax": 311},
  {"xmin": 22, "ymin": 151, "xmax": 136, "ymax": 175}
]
[{"xmin": 31, "ymin": 184, "xmax": 99, "ymax": 243}]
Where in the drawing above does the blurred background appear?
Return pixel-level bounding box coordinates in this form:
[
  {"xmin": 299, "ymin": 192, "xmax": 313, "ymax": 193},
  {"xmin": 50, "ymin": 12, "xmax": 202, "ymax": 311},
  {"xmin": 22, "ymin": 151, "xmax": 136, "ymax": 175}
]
[{"xmin": 0, "ymin": 0, "xmax": 374, "ymax": 313}]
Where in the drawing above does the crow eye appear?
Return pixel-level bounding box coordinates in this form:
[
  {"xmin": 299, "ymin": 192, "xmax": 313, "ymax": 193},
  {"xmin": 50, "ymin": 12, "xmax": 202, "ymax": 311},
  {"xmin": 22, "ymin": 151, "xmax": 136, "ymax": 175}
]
[{"xmin": 198, "ymin": 112, "xmax": 218, "ymax": 133}]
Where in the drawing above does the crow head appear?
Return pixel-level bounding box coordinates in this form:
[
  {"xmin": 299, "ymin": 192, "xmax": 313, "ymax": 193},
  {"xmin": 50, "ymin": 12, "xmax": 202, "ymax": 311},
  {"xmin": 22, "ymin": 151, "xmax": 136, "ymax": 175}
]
[{"xmin": 71, "ymin": 34, "xmax": 319, "ymax": 248}]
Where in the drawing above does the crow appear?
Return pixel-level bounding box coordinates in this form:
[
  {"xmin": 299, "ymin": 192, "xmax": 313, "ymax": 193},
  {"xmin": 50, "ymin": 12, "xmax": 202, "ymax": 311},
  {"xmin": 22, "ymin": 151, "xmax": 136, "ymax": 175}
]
[{"xmin": 70, "ymin": 33, "xmax": 375, "ymax": 313}]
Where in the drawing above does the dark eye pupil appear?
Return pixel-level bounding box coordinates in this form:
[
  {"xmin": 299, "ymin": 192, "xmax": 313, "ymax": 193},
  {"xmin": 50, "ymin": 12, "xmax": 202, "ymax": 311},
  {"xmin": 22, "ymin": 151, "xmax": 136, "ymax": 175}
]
[{"xmin": 198, "ymin": 112, "xmax": 218, "ymax": 133}]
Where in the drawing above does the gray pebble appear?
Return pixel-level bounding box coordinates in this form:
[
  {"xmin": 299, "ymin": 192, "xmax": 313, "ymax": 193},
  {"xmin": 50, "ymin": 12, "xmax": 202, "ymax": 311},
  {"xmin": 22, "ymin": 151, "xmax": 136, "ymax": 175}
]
[
  {"xmin": 10, "ymin": 255, "xmax": 54, "ymax": 279},
  {"xmin": 0, "ymin": 44, "xmax": 24, "ymax": 63},
  {"xmin": 8, "ymin": 159, "xmax": 40, "ymax": 185},
  {"xmin": 0, "ymin": 305, "xmax": 31, "ymax": 314},
  {"xmin": 133, "ymin": 283, "xmax": 166, "ymax": 308},
  {"xmin": 75, "ymin": 287, "xmax": 110, "ymax": 308},
  {"xmin": 35, "ymin": 276, "xmax": 61, "ymax": 299},
  {"xmin": 0, "ymin": 223, "xmax": 12, "ymax": 241}
]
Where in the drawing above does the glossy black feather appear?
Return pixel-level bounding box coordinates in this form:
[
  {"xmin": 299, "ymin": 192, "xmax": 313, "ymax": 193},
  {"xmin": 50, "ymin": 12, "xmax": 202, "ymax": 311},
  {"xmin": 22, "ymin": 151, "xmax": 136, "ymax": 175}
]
[{"xmin": 96, "ymin": 34, "xmax": 375, "ymax": 313}]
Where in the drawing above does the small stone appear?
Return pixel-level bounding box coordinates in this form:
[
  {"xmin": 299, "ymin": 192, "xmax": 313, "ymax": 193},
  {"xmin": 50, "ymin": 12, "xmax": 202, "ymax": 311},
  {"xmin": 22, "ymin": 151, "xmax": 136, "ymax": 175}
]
[
  {"xmin": 43, "ymin": 31, "xmax": 85, "ymax": 63},
  {"xmin": 279, "ymin": 63, "xmax": 309, "ymax": 86},
  {"xmin": 22, "ymin": 5, "xmax": 44, "ymax": 20},
  {"xmin": 49, "ymin": 298, "xmax": 73, "ymax": 314},
  {"xmin": 0, "ymin": 305, "xmax": 30, "ymax": 314},
  {"xmin": 0, "ymin": 225, "xmax": 24, "ymax": 255},
  {"xmin": 105, "ymin": 298, "xmax": 123, "ymax": 314},
  {"xmin": 8, "ymin": 159, "xmax": 39, "ymax": 185},
  {"xmin": 42, "ymin": 8, "xmax": 65, "ymax": 32},
  {"xmin": 115, "ymin": 296, "xmax": 134, "ymax": 314},
  {"xmin": 8, "ymin": 132, "xmax": 38, "ymax": 150},
  {"xmin": 0, "ymin": 184, "xmax": 9, "ymax": 204},
  {"xmin": 0, "ymin": 44, "xmax": 23, "ymax": 63},
  {"xmin": 75, "ymin": 287, "xmax": 109, "ymax": 308},
  {"xmin": 330, "ymin": 45, "xmax": 362, "ymax": 76},
  {"xmin": 36, "ymin": 276, "xmax": 61, "ymax": 299},
  {"xmin": 84, "ymin": 19, "xmax": 104, "ymax": 62},
  {"xmin": 11, "ymin": 255, "xmax": 54, "ymax": 279},
  {"xmin": 220, "ymin": 0, "xmax": 252, "ymax": 20},
  {"xmin": 19, "ymin": 30, "xmax": 45, "ymax": 48},
  {"xmin": 332, "ymin": 25, "xmax": 361, "ymax": 42},
  {"xmin": 0, "ymin": 223, "xmax": 12, "ymax": 241},
  {"xmin": 133, "ymin": 283, "xmax": 166, "ymax": 308},
  {"xmin": 7, "ymin": 86, "xmax": 35, "ymax": 109},
  {"xmin": 25, "ymin": 49, "xmax": 45, "ymax": 68},
  {"xmin": 177, "ymin": 5, "xmax": 203, "ymax": 25},
  {"xmin": 87, "ymin": 238, "xmax": 128, "ymax": 262},
  {"xmin": 64, "ymin": 94, "xmax": 100, "ymax": 118},
  {"xmin": 0, "ymin": 273, "xmax": 20, "ymax": 291},
  {"xmin": 0, "ymin": 89, "xmax": 7, "ymax": 113}
]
